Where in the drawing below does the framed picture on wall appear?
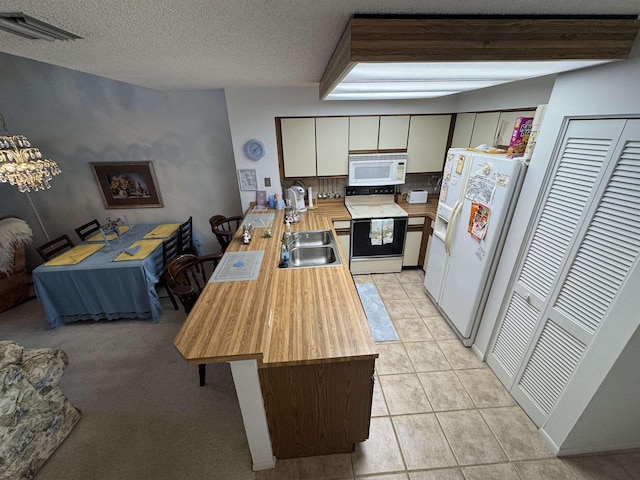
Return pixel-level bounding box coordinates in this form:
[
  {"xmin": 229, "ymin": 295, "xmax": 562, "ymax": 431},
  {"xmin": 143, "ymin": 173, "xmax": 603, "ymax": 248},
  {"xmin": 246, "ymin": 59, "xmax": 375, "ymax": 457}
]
[
  {"xmin": 237, "ymin": 168, "xmax": 258, "ymax": 191},
  {"xmin": 91, "ymin": 161, "xmax": 163, "ymax": 208}
]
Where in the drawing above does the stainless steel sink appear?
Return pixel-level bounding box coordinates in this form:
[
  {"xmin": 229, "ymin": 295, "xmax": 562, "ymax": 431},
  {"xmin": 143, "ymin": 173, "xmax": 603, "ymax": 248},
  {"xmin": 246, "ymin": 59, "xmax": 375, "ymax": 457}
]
[
  {"xmin": 284, "ymin": 230, "xmax": 342, "ymax": 268},
  {"xmin": 289, "ymin": 246, "xmax": 338, "ymax": 267},
  {"xmin": 288, "ymin": 230, "xmax": 333, "ymax": 247}
]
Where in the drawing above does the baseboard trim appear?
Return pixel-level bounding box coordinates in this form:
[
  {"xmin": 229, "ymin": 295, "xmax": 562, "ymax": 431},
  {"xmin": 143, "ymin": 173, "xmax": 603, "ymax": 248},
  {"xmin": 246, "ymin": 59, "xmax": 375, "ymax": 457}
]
[
  {"xmin": 252, "ymin": 457, "xmax": 276, "ymax": 471},
  {"xmin": 540, "ymin": 428, "xmax": 640, "ymax": 457}
]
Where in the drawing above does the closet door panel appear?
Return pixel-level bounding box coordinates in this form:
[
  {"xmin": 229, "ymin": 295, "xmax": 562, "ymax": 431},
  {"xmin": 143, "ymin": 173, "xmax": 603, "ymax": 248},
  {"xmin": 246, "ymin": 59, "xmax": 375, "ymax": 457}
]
[
  {"xmin": 486, "ymin": 119, "xmax": 626, "ymax": 401},
  {"xmin": 489, "ymin": 120, "xmax": 640, "ymax": 427}
]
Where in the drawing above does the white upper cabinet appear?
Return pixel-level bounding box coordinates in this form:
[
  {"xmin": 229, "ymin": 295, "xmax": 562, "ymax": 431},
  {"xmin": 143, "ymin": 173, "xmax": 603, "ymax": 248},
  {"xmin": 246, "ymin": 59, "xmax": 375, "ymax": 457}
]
[
  {"xmin": 349, "ymin": 116, "xmax": 380, "ymax": 150},
  {"xmin": 450, "ymin": 110, "xmax": 537, "ymax": 151},
  {"xmin": 378, "ymin": 115, "xmax": 410, "ymax": 150},
  {"xmin": 281, "ymin": 117, "xmax": 316, "ymax": 178},
  {"xmin": 450, "ymin": 113, "xmax": 476, "ymax": 148},
  {"xmin": 316, "ymin": 117, "xmax": 349, "ymax": 176},
  {"xmin": 469, "ymin": 112, "xmax": 500, "ymax": 148},
  {"xmin": 495, "ymin": 110, "xmax": 536, "ymax": 147},
  {"xmin": 406, "ymin": 115, "xmax": 452, "ymax": 173}
]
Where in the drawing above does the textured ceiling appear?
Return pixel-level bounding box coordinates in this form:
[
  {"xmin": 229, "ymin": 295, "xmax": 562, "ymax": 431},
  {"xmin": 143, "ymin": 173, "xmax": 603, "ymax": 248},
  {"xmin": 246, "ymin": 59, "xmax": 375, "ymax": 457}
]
[{"xmin": 0, "ymin": 0, "xmax": 638, "ymax": 92}]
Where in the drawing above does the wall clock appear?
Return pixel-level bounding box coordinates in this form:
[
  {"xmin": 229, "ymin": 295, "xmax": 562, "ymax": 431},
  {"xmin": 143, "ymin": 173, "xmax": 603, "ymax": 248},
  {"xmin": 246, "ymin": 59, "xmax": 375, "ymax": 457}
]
[{"xmin": 244, "ymin": 139, "xmax": 266, "ymax": 161}]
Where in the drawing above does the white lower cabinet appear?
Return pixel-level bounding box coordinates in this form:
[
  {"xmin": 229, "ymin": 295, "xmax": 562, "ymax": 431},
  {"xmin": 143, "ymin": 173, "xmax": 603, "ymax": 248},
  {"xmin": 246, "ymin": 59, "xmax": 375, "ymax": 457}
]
[
  {"xmin": 403, "ymin": 216, "xmax": 426, "ymax": 267},
  {"xmin": 422, "ymin": 219, "xmax": 434, "ymax": 271},
  {"xmin": 402, "ymin": 230, "xmax": 422, "ymax": 267}
]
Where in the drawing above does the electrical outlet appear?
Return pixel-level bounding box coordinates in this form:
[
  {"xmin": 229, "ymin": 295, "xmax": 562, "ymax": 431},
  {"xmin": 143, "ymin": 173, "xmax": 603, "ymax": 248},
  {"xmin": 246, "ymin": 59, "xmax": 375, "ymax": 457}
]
[{"xmin": 264, "ymin": 177, "xmax": 271, "ymax": 187}]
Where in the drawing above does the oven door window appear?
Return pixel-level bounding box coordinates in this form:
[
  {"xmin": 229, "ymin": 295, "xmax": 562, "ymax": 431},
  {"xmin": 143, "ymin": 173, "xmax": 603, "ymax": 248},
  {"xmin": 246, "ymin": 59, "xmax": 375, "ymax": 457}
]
[{"xmin": 351, "ymin": 218, "xmax": 408, "ymax": 258}]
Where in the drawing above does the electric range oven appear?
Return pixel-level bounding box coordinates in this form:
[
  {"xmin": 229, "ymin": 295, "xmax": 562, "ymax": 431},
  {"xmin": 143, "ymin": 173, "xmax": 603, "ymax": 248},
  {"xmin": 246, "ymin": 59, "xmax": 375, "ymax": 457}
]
[{"xmin": 345, "ymin": 185, "xmax": 408, "ymax": 274}]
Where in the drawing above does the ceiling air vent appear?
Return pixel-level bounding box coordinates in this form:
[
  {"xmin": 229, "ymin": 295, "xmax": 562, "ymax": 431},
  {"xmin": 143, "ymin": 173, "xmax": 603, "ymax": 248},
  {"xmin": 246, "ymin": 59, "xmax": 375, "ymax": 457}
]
[{"xmin": 0, "ymin": 12, "xmax": 81, "ymax": 41}]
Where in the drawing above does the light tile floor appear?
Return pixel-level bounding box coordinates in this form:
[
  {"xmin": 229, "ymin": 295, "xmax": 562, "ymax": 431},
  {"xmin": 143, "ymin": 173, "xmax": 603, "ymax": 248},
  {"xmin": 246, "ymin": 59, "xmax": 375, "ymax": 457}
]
[{"xmin": 255, "ymin": 270, "xmax": 640, "ymax": 480}]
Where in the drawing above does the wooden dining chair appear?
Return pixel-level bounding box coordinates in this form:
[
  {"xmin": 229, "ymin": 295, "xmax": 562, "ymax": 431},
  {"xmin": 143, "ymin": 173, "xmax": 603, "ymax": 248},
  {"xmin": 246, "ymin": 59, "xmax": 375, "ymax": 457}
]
[
  {"xmin": 209, "ymin": 215, "xmax": 242, "ymax": 252},
  {"xmin": 159, "ymin": 230, "xmax": 181, "ymax": 310},
  {"xmin": 179, "ymin": 216, "xmax": 194, "ymax": 254},
  {"xmin": 164, "ymin": 253, "xmax": 223, "ymax": 386},
  {"xmin": 74, "ymin": 219, "xmax": 101, "ymax": 242},
  {"xmin": 36, "ymin": 235, "xmax": 75, "ymax": 262}
]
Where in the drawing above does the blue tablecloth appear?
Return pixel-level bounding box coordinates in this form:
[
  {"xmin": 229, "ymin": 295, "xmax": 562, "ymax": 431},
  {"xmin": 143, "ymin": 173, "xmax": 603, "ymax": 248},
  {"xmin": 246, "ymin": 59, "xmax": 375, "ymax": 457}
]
[{"xmin": 32, "ymin": 224, "xmax": 170, "ymax": 328}]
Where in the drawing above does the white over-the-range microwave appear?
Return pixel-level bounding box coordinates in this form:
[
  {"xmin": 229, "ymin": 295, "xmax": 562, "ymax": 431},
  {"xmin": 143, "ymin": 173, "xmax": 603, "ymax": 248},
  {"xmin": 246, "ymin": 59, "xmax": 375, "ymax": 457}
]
[{"xmin": 348, "ymin": 153, "xmax": 407, "ymax": 186}]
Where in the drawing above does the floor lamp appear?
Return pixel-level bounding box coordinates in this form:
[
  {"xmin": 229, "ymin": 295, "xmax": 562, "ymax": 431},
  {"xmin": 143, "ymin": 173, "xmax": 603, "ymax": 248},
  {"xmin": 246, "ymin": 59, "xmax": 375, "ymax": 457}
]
[
  {"xmin": 25, "ymin": 192, "xmax": 50, "ymax": 241},
  {"xmin": 0, "ymin": 112, "xmax": 61, "ymax": 241}
]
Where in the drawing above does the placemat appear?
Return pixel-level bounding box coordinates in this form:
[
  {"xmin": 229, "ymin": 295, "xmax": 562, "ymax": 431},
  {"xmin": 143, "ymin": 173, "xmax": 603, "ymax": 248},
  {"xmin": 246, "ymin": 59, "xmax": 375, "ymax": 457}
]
[
  {"xmin": 209, "ymin": 251, "xmax": 264, "ymax": 282},
  {"xmin": 86, "ymin": 225, "xmax": 130, "ymax": 242},
  {"xmin": 241, "ymin": 213, "xmax": 275, "ymax": 229},
  {"xmin": 44, "ymin": 244, "xmax": 105, "ymax": 266},
  {"xmin": 143, "ymin": 223, "xmax": 180, "ymax": 239},
  {"xmin": 112, "ymin": 239, "xmax": 162, "ymax": 261}
]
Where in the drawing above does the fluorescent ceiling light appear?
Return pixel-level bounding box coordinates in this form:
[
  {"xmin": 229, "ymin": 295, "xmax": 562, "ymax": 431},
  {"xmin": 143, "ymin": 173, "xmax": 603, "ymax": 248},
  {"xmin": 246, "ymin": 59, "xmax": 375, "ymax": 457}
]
[
  {"xmin": 320, "ymin": 17, "xmax": 640, "ymax": 101},
  {"xmin": 325, "ymin": 60, "xmax": 613, "ymax": 100},
  {"xmin": 0, "ymin": 13, "xmax": 81, "ymax": 41}
]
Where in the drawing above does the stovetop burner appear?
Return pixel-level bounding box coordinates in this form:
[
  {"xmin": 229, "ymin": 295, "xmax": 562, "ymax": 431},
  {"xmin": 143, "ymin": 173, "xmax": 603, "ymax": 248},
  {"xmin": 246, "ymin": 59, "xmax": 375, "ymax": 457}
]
[{"xmin": 344, "ymin": 185, "xmax": 408, "ymax": 219}]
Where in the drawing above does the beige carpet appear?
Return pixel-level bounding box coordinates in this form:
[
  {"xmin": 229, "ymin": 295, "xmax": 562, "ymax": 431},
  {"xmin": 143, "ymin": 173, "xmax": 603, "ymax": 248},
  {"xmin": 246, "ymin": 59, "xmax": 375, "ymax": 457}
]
[{"xmin": 1, "ymin": 295, "xmax": 255, "ymax": 480}]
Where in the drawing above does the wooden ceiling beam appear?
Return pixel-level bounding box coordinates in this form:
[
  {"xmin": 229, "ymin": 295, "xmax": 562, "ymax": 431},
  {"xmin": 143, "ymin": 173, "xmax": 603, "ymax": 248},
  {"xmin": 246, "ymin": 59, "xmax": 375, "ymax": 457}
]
[{"xmin": 320, "ymin": 16, "xmax": 640, "ymax": 99}]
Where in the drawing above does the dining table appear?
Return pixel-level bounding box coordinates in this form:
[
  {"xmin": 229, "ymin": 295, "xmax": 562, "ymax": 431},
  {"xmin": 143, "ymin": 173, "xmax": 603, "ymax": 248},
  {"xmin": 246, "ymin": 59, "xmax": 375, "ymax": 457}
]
[{"xmin": 32, "ymin": 223, "xmax": 181, "ymax": 328}]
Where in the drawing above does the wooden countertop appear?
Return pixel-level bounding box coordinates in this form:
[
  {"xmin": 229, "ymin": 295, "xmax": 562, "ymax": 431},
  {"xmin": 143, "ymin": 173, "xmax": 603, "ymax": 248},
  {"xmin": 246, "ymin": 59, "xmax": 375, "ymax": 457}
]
[
  {"xmin": 397, "ymin": 197, "xmax": 438, "ymax": 221},
  {"xmin": 173, "ymin": 201, "xmax": 378, "ymax": 368}
]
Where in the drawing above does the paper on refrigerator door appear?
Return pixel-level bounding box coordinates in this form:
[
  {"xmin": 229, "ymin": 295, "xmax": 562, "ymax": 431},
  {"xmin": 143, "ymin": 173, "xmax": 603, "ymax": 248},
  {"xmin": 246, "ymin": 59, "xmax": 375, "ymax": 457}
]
[
  {"xmin": 468, "ymin": 202, "xmax": 491, "ymax": 243},
  {"xmin": 465, "ymin": 174, "xmax": 496, "ymax": 205}
]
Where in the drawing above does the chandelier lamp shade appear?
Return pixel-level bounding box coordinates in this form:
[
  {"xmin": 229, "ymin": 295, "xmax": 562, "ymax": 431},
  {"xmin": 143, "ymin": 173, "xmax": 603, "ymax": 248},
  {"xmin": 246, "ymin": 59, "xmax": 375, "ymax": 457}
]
[{"xmin": 0, "ymin": 113, "xmax": 61, "ymax": 193}]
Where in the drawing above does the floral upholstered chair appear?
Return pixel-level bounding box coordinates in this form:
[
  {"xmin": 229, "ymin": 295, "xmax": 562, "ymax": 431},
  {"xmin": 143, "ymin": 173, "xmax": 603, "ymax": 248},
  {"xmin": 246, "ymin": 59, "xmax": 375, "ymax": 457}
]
[{"xmin": 0, "ymin": 341, "xmax": 81, "ymax": 479}]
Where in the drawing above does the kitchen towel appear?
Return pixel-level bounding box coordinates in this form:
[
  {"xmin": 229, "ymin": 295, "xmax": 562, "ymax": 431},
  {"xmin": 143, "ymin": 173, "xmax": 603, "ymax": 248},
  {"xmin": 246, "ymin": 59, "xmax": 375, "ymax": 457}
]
[
  {"xmin": 370, "ymin": 219, "xmax": 383, "ymax": 246},
  {"xmin": 382, "ymin": 218, "xmax": 394, "ymax": 245},
  {"xmin": 356, "ymin": 283, "xmax": 399, "ymax": 343}
]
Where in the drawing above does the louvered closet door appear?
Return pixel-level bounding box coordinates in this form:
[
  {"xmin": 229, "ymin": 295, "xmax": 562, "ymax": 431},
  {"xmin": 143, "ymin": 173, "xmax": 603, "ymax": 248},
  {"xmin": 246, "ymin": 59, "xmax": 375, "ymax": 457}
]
[{"xmin": 487, "ymin": 119, "xmax": 640, "ymax": 426}]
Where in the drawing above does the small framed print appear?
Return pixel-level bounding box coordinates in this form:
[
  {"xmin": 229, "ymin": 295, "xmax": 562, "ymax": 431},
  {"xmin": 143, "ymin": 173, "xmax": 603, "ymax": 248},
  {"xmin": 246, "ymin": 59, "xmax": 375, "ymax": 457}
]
[
  {"xmin": 238, "ymin": 169, "xmax": 258, "ymax": 191},
  {"xmin": 91, "ymin": 161, "xmax": 163, "ymax": 209}
]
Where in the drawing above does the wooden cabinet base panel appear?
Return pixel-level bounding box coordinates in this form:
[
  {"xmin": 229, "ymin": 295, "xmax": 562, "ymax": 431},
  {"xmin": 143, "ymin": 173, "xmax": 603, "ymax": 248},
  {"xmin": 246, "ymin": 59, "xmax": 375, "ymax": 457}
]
[{"xmin": 259, "ymin": 359, "xmax": 375, "ymax": 459}]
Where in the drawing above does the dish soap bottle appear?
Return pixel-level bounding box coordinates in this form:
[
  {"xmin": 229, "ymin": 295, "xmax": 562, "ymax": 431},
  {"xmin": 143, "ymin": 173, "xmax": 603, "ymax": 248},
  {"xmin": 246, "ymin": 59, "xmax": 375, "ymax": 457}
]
[{"xmin": 279, "ymin": 244, "xmax": 290, "ymax": 268}]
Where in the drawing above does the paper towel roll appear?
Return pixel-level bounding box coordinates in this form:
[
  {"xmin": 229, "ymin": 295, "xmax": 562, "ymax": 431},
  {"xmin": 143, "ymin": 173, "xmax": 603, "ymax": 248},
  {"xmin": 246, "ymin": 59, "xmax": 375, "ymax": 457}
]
[
  {"xmin": 524, "ymin": 104, "xmax": 548, "ymax": 160},
  {"xmin": 308, "ymin": 186, "xmax": 314, "ymax": 208}
]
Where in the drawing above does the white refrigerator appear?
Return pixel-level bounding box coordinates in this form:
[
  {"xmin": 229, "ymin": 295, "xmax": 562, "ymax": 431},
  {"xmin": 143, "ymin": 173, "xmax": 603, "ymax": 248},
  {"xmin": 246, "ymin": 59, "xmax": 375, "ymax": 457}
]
[{"xmin": 424, "ymin": 148, "xmax": 527, "ymax": 346}]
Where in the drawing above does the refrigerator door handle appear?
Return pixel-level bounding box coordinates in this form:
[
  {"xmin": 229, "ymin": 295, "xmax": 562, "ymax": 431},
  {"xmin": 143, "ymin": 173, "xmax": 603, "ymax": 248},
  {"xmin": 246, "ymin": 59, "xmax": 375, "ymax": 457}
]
[{"xmin": 444, "ymin": 201, "xmax": 463, "ymax": 256}]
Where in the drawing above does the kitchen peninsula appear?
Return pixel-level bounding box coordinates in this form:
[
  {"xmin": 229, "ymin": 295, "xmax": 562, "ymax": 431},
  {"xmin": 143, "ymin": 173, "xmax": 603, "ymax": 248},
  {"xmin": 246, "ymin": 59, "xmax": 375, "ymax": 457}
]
[{"xmin": 173, "ymin": 201, "xmax": 378, "ymax": 470}]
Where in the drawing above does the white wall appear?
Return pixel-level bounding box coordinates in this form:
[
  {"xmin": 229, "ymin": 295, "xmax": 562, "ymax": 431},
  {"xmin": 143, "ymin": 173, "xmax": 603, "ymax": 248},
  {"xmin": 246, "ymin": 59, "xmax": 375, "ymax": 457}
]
[
  {"xmin": 474, "ymin": 39, "xmax": 640, "ymax": 454},
  {"xmin": 452, "ymin": 75, "xmax": 556, "ymax": 113},
  {"xmin": 0, "ymin": 53, "xmax": 239, "ymax": 266}
]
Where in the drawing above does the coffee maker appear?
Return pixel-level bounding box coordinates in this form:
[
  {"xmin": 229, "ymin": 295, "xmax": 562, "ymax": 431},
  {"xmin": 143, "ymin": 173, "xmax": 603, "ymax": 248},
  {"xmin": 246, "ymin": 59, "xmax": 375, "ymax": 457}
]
[{"xmin": 286, "ymin": 186, "xmax": 307, "ymax": 212}]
